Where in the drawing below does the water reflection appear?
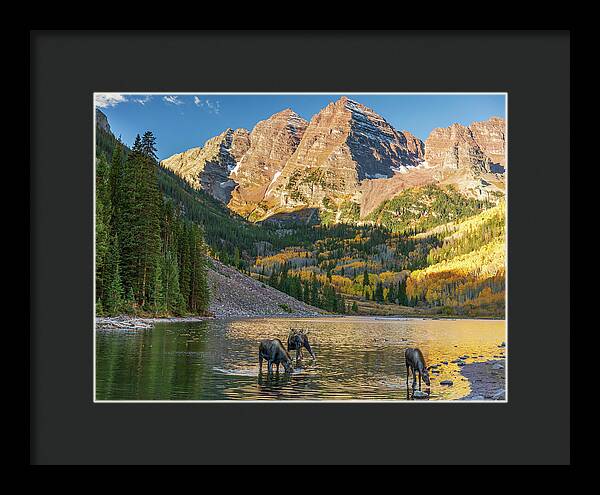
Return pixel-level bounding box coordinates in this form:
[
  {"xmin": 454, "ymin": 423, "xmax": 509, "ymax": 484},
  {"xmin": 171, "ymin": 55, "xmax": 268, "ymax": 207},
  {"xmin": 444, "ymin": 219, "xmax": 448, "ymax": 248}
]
[{"xmin": 96, "ymin": 317, "xmax": 506, "ymax": 401}]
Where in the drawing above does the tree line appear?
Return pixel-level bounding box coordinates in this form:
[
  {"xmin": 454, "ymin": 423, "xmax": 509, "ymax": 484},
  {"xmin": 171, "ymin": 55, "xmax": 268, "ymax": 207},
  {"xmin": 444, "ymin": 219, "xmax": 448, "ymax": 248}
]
[
  {"xmin": 96, "ymin": 132, "xmax": 210, "ymax": 316},
  {"xmin": 262, "ymin": 262, "xmax": 349, "ymax": 314}
]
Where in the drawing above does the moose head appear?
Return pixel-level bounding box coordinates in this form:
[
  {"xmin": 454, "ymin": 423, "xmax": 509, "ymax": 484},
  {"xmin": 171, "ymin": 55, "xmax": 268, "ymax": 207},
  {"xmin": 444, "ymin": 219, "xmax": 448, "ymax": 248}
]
[{"xmin": 422, "ymin": 366, "xmax": 432, "ymax": 386}]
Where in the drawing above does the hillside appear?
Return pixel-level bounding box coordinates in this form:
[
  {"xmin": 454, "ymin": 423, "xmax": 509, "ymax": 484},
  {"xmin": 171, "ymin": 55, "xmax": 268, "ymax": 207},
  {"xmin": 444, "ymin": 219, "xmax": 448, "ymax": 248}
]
[
  {"xmin": 405, "ymin": 201, "xmax": 506, "ymax": 317},
  {"xmin": 207, "ymin": 258, "xmax": 322, "ymax": 318},
  {"xmin": 96, "ymin": 106, "xmax": 506, "ymax": 318}
]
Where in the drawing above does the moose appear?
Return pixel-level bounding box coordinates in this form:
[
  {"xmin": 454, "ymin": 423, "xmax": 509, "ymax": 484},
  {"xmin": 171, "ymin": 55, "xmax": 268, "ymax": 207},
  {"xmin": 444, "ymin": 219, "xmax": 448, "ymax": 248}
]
[
  {"xmin": 259, "ymin": 339, "xmax": 294, "ymax": 374},
  {"xmin": 287, "ymin": 329, "xmax": 315, "ymax": 364},
  {"xmin": 404, "ymin": 347, "xmax": 431, "ymax": 390}
]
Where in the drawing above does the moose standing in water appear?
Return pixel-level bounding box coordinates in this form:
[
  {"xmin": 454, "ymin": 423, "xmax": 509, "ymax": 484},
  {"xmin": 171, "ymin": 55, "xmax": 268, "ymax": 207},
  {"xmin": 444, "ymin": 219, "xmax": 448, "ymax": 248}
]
[
  {"xmin": 404, "ymin": 348, "xmax": 431, "ymax": 390},
  {"xmin": 259, "ymin": 339, "xmax": 294, "ymax": 374},
  {"xmin": 287, "ymin": 329, "xmax": 315, "ymax": 364}
]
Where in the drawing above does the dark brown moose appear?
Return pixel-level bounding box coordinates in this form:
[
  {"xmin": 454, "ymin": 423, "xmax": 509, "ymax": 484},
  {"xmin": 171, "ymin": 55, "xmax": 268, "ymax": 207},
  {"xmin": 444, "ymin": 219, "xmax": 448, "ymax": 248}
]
[
  {"xmin": 259, "ymin": 339, "xmax": 294, "ymax": 374},
  {"xmin": 404, "ymin": 347, "xmax": 431, "ymax": 390},
  {"xmin": 287, "ymin": 329, "xmax": 315, "ymax": 363}
]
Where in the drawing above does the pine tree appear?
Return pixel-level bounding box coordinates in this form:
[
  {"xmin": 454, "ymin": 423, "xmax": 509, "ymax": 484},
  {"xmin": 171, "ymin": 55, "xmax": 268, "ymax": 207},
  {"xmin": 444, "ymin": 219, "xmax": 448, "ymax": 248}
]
[
  {"xmin": 95, "ymin": 196, "xmax": 110, "ymax": 303},
  {"xmin": 117, "ymin": 133, "xmax": 162, "ymax": 307},
  {"xmin": 188, "ymin": 225, "xmax": 210, "ymax": 314},
  {"xmin": 109, "ymin": 140, "xmax": 124, "ymax": 225},
  {"xmin": 387, "ymin": 283, "xmax": 397, "ymax": 304},
  {"xmin": 151, "ymin": 258, "xmax": 165, "ymax": 315},
  {"xmin": 375, "ymin": 281, "xmax": 385, "ymax": 303},
  {"xmin": 310, "ymin": 273, "xmax": 320, "ymax": 307},
  {"xmin": 398, "ymin": 278, "xmax": 408, "ymax": 306},
  {"xmin": 303, "ymin": 280, "xmax": 310, "ymax": 304},
  {"xmin": 362, "ymin": 268, "xmax": 370, "ymax": 287},
  {"xmin": 98, "ymin": 129, "xmax": 212, "ymax": 317},
  {"xmin": 95, "ymin": 153, "xmax": 111, "ymax": 302},
  {"xmin": 102, "ymin": 234, "xmax": 124, "ymax": 314}
]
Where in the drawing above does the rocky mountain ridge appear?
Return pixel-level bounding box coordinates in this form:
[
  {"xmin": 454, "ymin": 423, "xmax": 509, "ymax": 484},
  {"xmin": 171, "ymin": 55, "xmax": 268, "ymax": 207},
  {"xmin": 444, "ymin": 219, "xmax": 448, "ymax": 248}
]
[
  {"xmin": 260, "ymin": 97, "xmax": 425, "ymax": 215},
  {"xmin": 228, "ymin": 109, "xmax": 308, "ymax": 218},
  {"xmin": 161, "ymin": 128, "xmax": 250, "ymax": 203},
  {"xmin": 96, "ymin": 109, "xmax": 112, "ymax": 135},
  {"xmin": 424, "ymin": 117, "xmax": 506, "ymax": 174},
  {"xmin": 160, "ymin": 97, "xmax": 506, "ymax": 223}
]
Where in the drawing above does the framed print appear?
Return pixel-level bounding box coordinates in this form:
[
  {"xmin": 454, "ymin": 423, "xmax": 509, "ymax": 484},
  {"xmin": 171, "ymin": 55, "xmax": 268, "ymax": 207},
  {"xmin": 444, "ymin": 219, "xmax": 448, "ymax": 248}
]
[
  {"xmin": 93, "ymin": 91, "xmax": 508, "ymax": 403},
  {"xmin": 30, "ymin": 30, "xmax": 570, "ymax": 465}
]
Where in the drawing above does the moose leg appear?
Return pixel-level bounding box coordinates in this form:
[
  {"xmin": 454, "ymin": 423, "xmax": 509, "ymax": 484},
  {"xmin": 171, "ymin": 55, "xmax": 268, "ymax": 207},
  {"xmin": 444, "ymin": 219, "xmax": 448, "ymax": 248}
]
[
  {"xmin": 268, "ymin": 361, "xmax": 273, "ymax": 374},
  {"xmin": 259, "ymin": 353, "xmax": 263, "ymax": 372},
  {"xmin": 412, "ymin": 368, "xmax": 417, "ymax": 390},
  {"xmin": 406, "ymin": 366, "xmax": 410, "ymax": 385},
  {"xmin": 418, "ymin": 372, "xmax": 422, "ymax": 391},
  {"xmin": 276, "ymin": 363, "xmax": 280, "ymax": 373}
]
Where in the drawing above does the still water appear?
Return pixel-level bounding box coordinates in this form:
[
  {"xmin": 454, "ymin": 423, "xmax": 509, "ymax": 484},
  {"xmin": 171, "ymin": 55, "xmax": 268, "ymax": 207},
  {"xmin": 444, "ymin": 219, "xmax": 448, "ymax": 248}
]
[{"xmin": 95, "ymin": 317, "xmax": 506, "ymax": 401}]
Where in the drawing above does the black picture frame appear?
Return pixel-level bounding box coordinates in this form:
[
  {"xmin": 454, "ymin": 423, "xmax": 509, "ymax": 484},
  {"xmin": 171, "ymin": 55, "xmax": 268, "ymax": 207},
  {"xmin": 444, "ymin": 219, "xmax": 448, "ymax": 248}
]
[{"xmin": 30, "ymin": 30, "xmax": 570, "ymax": 465}]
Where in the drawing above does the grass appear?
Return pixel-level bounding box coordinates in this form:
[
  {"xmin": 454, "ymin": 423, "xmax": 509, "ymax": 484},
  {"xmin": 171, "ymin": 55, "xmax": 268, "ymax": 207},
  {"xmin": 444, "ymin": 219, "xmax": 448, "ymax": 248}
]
[{"xmin": 345, "ymin": 296, "xmax": 503, "ymax": 319}]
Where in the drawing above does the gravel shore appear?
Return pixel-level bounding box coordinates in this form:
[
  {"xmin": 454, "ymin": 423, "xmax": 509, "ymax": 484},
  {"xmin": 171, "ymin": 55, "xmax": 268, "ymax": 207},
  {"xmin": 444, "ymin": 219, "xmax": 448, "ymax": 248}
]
[
  {"xmin": 207, "ymin": 259, "xmax": 322, "ymax": 318},
  {"xmin": 96, "ymin": 258, "xmax": 323, "ymax": 330},
  {"xmin": 459, "ymin": 359, "xmax": 506, "ymax": 401}
]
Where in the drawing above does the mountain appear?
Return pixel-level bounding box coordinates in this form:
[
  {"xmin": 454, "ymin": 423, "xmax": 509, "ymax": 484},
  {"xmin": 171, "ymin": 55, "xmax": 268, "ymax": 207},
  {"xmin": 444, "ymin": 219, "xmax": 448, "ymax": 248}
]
[
  {"xmin": 401, "ymin": 130, "xmax": 426, "ymax": 160},
  {"xmin": 96, "ymin": 109, "xmax": 111, "ymax": 134},
  {"xmin": 160, "ymin": 97, "xmax": 505, "ymax": 225},
  {"xmin": 422, "ymin": 117, "xmax": 506, "ymax": 202},
  {"xmin": 468, "ymin": 117, "xmax": 506, "ymax": 168},
  {"xmin": 228, "ymin": 109, "xmax": 308, "ymax": 218},
  {"xmin": 161, "ymin": 128, "xmax": 250, "ymax": 203},
  {"xmin": 405, "ymin": 199, "xmax": 506, "ymax": 317},
  {"xmin": 97, "ymin": 108, "xmax": 506, "ymax": 318},
  {"xmin": 424, "ymin": 117, "xmax": 506, "ymax": 173},
  {"xmin": 262, "ymin": 97, "xmax": 424, "ymax": 214}
]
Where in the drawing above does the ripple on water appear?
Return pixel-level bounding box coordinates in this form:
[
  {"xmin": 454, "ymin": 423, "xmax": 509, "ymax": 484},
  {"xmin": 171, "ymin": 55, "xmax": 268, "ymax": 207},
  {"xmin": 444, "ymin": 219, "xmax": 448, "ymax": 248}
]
[{"xmin": 95, "ymin": 317, "xmax": 506, "ymax": 401}]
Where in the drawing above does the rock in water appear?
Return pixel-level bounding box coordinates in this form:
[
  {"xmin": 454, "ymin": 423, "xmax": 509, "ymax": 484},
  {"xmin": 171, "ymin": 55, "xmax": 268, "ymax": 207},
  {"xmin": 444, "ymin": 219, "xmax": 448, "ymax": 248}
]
[
  {"xmin": 440, "ymin": 380, "xmax": 454, "ymax": 386},
  {"xmin": 491, "ymin": 389, "xmax": 506, "ymax": 400}
]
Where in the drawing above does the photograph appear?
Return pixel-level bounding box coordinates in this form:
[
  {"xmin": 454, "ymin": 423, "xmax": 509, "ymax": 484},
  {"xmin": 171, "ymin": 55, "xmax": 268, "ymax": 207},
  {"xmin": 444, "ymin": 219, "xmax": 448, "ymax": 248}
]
[{"xmin": 94, "ymin": 92, "xmax": 508, "ymax": 402}]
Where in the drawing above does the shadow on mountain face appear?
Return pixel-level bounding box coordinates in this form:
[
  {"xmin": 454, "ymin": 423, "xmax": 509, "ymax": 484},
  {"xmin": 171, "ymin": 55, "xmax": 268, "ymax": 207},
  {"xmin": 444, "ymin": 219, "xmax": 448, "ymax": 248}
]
[
  {"xmin": 259, "ymin": 208, "xmax": 321, "ymax": 227},
  {"xmin": 489, "ymin": 163, "xmax": 505, "ymax": 174}
]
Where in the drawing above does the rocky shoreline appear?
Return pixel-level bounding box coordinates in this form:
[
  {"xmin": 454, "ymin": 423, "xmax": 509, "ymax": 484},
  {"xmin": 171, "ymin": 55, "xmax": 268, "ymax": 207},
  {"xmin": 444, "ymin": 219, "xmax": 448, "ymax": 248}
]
[
  {"xmin": 459, "ymin": 359, "xmax": 506, "ymax": 401},
  {"xmin": 95, "ymin": 312, "xmax": 323, "ymax": 330}
]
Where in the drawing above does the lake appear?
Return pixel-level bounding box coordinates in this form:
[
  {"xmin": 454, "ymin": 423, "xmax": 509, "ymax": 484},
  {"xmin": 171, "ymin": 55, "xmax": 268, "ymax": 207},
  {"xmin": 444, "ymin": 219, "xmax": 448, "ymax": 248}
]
[{"xmin": 95, "ymin": 316, "xmax": 506, "ymax": 401}]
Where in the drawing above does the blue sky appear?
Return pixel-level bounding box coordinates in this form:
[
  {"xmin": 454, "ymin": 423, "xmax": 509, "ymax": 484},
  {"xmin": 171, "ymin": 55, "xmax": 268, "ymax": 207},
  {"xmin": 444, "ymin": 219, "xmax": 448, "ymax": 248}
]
[{"xmin": 96, "ymin": 94, "xmax": 506, "ymax": 161}]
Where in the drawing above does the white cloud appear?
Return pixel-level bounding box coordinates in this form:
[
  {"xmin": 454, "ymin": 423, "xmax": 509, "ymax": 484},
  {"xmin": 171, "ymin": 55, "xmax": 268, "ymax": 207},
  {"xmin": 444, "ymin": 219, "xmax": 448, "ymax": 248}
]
[
  {"xmin": 194, "ymin": 96, "xmax": 220, "ymax": 114},
  {"xmin": 95, "ymin": 93, "xmax": 128, "ymax": 108},
  {"xmin": 133, "ymin": 95, "xmax": 152, "ymax": 105},
  {"xmin": 163, "ymin": 95, "xmax": 184, "ymax": 105}
]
